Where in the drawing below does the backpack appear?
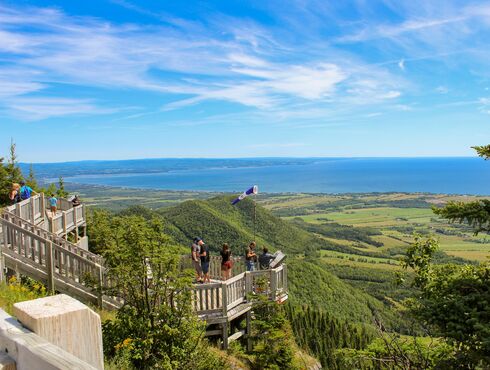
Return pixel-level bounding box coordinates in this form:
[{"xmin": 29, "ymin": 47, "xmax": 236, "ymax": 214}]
[{"xmin": 20, "ymin": 186, "xmax": 31, "ymax": 200}]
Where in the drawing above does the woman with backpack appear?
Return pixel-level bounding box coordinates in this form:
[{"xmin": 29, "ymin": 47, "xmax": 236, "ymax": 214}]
[{"xmin": 220, "ymin": 243, "xmax": 233, "ymax": 280}]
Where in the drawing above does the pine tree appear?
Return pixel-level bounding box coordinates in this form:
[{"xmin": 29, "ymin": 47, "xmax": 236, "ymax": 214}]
[
  {"xmin": 6, "ymin": 139, "xmax": 23, "ymax": 184},
  {"xmin": 26, "ymin": 164, "xmax": 38, "ymax": 190},
  {"xmin": 56, "ymin": 176, "xmax": 68, "ymax": 198},
  {"xmin": 0, "ymin": 155, "xmax": 10, "ymax": 205}
]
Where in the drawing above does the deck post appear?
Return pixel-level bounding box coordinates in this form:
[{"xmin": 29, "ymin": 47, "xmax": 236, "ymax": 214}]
[
  {"xmin": 97, "ymin": 264, "xmax": 103, "ymax": 308},
  {"xmin": 270, "ymin": 268, "xmax": 277, "ymax": 301},
  {"xmin": 246, "ymin": 310, "xmax": 252, "ymax": 351},
  {"xmin": 245, "ymin": 271, "xmax": 252, "ymax": 298},
  {"xmin": 62, "ymin": 213, "xmax": 67, "ymax": 238},
  {"xmin": 221, "ymin": 282, "xmax": 228, "ymax": 317},
  {"xmin": 1, "ymin": 222, "xmax": 6, "ymax": 282},
  {"xmin": 31, "ymin": 199, "xmax": 35, "ymax": 224},
  {"xmin": 73, "ymin": 207, "xmax": 78, "ymax": 227},
  {"xmin": 46, "ymin": 241, "xmax": 55, "ymax": 293},
  {"xmin": 40, "ymin": 193, "xmax": 45, "ymax": 221},
  {"xmin": 283, "ymin": 264, "xmax": 288, "ymax": 291},
  {"xmin": 221, "ymin": 321, "xmax": 228, "ymax": 349}
]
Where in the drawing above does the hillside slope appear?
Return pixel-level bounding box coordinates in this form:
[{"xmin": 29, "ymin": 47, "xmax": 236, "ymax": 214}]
[{"xmin": 160, "ymin": 195, "xmax": 363, "ymax": 256}]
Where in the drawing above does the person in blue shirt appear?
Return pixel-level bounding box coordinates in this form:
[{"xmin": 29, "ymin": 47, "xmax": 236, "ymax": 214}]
[
  {"xmin": 49, "ymin": 194, "xmax": 58, "ymax": 217},
  {"xmin": 19, "ymin": 181, "xmax": 35, "ymax": 200}
]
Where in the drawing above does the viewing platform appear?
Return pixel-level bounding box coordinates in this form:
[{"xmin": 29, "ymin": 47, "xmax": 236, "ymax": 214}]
[{"xmin": 0, "ymin": 195, "xmax": 288, "ymax": 348}]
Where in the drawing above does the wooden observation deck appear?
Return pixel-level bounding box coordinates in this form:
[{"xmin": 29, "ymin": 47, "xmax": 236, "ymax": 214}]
[{"xmin": 0, "ymin": 194, "xmax": 288, "ymax": 348}]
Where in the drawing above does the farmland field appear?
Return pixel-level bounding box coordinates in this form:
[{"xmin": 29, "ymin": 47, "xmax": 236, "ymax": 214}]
[{"xmin": 263, "ymin": 193, "xmax": 490, "ymax": 263}]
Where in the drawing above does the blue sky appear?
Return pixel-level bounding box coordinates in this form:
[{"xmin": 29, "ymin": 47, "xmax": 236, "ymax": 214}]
[{"xmin": 1, "ymin": 0, "xmax": 490, "ymax": 162}]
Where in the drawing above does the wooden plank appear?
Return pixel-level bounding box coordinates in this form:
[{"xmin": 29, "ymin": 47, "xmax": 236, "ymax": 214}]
[
  {"xmin": 204, "ymin": 329, "xmax": 222, "ymax": 337},
  {"xmin": 228, "ymin": 329, "xmax": 246, "ymax": 344}
]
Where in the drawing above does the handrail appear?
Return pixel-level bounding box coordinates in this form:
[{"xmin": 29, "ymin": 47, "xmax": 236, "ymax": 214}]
[
  {"xmin": 2, "ymin": 211, "xmax": 102, "ymax": 264},
  {"xmin": 7, "ymin": 194, "xmax": 86, "ymax": 237},
  {"xmin": 191, "ymin": 266, "xmax": 287, "ymax": 315}
]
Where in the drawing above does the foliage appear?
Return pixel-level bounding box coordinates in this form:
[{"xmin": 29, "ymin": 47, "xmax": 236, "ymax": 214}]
[
  {"xmin": 56, "ymin": 176, "xmax": 69, "ymax": 198},
  {"xmin": 338, "ymin": 334, "xmax": 453, "ymax": 370},
  {"xmin": 287, "ymin": 304, "xmax": 374, "ymax": 369},
  {"xmin": 0, "ymin": 156, "xmax": 9, "ymax": 205},
  {"xmin": 100, "ymin": 214, "xmax": 225, "ymax": 369},
  {"xmin": 291, "ymin": 218, "xmax": 383, "ymax": 247},
  {"xmin": 472, "ymin": 145, "xmax": 490, "ymax": 159},
  {"xmin": 402, "ymin": 236, "xmax": 490, "ymax": 368},
  {"xmin": 0, "ymin": 141, "xmax": 24, "ymax": 205},
  {"xmin": 0, "ymin": 276, "xmax": 48, "ymax": 315},
  {"xmin": 26, "ymin": 164, "xmax": 38, "ymax": 189},
  {"xmin": 6, "ymin": 139, "xmax": 23, "ymax": 185},
  {"xmin": 433, "ymin": 199, "xmax": 490, "ymax": 234},
  {"xmin": 249, "ymin": 294, "xmax": 296, "ymax": 370},
  {"xmin": 287, "ymin": 259, "xmax": 399, "ymax": 325},
  {"xmin": 433, "ymin": 145, "xmax": 490, "ymax": 234},
  {"xmin": 86, "ymin": 208, "xmax": 114, "ymax": 254}
]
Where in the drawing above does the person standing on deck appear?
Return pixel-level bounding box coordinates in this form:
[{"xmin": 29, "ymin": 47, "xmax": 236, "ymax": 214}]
[
  {"xmin": 191, "ymin": 238, "xmax": 203, "ymax": 283},
  {"xmin": 245, "ymin": 242, "xmax": 258, "ymax": 271},
  {"xmin": 220, "ymin": 243, "xmax": 232, "ymax": 280},
  {"xmin": 200, "ymin": 240, "xmax": 211, "ymax": 284},
  {"xmin": 49, "ymin": 194, "xmax": 58, "ymax": 218}
]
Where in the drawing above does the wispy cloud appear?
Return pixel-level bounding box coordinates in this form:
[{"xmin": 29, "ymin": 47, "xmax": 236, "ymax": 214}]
[
  {"xmin": 0, "ymin": 2, "xmax": 409, "ymax": 121},
  {"xmin": 5, "ymin": 97, "xmax": 118, "ymax": 121}
]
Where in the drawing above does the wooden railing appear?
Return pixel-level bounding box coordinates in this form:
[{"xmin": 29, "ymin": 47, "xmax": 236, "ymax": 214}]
[
  {"xmin": 191, "ymin": 265, "xmax": 288, "ymax": 316},
  {"xmin": 6, "ymin": 194, "xmax": 45, "ymax": 225},
  {"xmin": 181, "ymin": 254, "xmax": 262, "ymax": 280},
  {"xmin": 47, "ymin": 198, "xmax": 85, "ymax": 236},
  {"xmin": 6, "ymin": 194, "xmax": 86, "ymax": 236}
]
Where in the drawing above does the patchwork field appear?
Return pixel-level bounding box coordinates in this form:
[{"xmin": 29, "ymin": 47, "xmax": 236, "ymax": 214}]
[{"xmin": 262, "ymin": 193, "xmax": 490, "ymax": 263}]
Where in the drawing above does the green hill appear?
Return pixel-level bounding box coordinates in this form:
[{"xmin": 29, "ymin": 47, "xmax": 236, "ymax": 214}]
[{"xmin": 159, "ymin": 195, "xmax": 373, "ymax": 256}]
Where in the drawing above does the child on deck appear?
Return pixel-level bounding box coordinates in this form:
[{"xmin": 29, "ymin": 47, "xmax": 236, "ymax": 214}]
[{"xmin": 49, "ymin": 194, "xmax": 58, "ymax": 217}]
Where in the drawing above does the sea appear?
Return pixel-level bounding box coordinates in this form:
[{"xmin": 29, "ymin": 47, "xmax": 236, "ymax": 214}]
[{"xmin": 38, "ymin": 157, "xmax": 490, "ymax": 195}]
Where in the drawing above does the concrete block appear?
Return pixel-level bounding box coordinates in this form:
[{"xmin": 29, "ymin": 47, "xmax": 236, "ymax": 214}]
[{"xmin": 13, "ymin": 294, "xmax": 103, "ymax": 370}]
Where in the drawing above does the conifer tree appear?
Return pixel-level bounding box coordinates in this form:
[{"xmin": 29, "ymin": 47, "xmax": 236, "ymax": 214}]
[
  {"xmin": 433, "ymin": 145, "xmax": 490, "ymax": 233},
  {"xmin": 6, "ymin": 139, "xmax": 23, "ymax": 184},
  {"xmin": 26, "ymin": 164, "xmax": 38, "ymax": 190},
  {"xmin": 56, "ymin": 176, "xmax": 68, "ymax": 198},
  {"xmin": 0, "ymin": 155, "xmax": 10, "ymax": 205}
]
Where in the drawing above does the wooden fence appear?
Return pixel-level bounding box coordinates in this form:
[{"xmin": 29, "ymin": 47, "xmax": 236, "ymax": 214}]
[{"xmin": 191, "ymin": 265, "xmax": 288, "ymax": 315}]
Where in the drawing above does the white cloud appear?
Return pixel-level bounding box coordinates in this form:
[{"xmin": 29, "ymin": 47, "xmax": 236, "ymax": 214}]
[
  {"xmin": 0, "ymin": 3, "xmax": 407, "ymax": 120},
  {"xmin": 398, "ymin": 59, "xmax": 405, "ymax": 71},
  {"xmin": 5, "ymin": 97, "xmax": 117, "ymax": 121}
]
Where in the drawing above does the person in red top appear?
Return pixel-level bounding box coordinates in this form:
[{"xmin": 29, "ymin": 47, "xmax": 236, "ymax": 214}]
[{"xmin": 220, "ymin": 243, "xmax": 232, "ymax": 280}]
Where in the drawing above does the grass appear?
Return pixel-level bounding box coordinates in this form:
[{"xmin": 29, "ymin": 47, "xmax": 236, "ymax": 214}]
[{"xmin": 0, "ymin": 277, "xmax": 47, "ymax": 315}]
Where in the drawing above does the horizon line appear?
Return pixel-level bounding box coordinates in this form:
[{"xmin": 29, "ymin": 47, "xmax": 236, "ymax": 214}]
[{"xmin": 19, "ymin": 155, "xmax": 479, "ymax": 165}]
